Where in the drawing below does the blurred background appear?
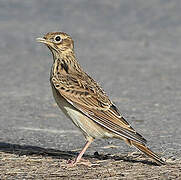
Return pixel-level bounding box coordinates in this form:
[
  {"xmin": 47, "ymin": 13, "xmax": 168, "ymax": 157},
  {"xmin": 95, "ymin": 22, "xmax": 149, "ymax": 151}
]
[{"xmin": 0, "ymin": 0, "xmax": 181, "ymax": 160}]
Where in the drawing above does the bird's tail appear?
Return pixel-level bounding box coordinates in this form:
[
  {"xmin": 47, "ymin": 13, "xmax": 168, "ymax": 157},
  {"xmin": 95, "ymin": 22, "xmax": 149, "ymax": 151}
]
[{"xmin": 131, "ymin": 141, "xmax": 166, "ymax": 165}]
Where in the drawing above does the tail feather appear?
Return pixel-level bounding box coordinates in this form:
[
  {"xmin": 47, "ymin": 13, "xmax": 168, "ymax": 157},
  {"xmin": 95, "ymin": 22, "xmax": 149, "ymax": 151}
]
[{"xmin": 131, "ymin": 141, "xmax": 166, "ymax": 165}]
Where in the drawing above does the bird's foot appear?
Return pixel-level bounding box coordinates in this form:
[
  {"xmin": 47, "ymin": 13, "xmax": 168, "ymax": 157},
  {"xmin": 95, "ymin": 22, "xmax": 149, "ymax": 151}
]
[{"xmin": 67, "ymin": 158, "xmax": 92, "ymax": 167}]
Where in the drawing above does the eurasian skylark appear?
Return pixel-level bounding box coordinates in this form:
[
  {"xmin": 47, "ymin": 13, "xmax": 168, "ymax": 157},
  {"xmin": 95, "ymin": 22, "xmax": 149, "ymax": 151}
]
[{"xmin": 36, "ymin": 32, "xmax": 165, "ymax": 166}]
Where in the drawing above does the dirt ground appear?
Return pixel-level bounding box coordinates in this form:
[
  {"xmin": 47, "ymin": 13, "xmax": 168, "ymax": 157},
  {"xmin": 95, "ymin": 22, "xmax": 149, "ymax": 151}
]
[{"xmin": 0, "ymin": 145, "xmax": 180, "ymax": 180}]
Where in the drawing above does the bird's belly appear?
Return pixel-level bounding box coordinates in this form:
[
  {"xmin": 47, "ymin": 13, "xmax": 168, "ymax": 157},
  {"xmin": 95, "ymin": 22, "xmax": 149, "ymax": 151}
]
[{"xmin": 51, "ymin": 84, "xmax": 114, "ymax": 139}]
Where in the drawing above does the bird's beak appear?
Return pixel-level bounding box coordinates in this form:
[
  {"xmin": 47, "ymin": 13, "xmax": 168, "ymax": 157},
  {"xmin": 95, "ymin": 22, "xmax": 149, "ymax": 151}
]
[
  {"xmin": 36, "ymin": 37, "xmax": 47, "ymax": 43},
  {"xmin": 36, "ymin": 37, "xmax": 53, "ymax": 46}
]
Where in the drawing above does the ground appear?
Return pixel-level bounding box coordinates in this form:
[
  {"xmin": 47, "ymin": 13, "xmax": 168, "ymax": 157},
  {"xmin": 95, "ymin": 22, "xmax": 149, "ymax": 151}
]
[{"xmin": 0, "ymin": 144, "xmax": 180, "ymax": 179}]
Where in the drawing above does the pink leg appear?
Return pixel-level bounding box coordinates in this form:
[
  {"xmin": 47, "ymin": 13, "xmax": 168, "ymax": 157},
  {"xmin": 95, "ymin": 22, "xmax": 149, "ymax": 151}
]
[{"xmin": 68, "ymin": 138, "xmax": 93, "ymax": 166}]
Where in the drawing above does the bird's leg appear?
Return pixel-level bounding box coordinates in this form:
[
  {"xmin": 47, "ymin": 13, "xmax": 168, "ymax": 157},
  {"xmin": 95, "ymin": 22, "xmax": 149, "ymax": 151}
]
[{"xmin": 67, "ymin": 138, "xmax": 93, "ymax": 166}]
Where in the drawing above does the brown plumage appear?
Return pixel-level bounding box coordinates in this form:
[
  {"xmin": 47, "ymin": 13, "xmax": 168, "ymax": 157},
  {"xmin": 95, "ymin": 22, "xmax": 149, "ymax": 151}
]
[{"xmin": 36, "ymin": 32, "xmax": 166, "ymax": 166}]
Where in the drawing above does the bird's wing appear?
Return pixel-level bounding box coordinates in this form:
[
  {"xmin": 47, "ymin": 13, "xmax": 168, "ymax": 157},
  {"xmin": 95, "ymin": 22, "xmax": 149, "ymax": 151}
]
[{"xmin": 52, "ymin": 73, "xmax": 147, "ymax": 144}]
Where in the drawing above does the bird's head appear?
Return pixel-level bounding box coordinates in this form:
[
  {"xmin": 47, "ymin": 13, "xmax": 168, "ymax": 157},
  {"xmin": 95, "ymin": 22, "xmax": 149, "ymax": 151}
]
[
  {"xmin": 36, "ymin": 32, "xmax": 74, "ymax": 53},
  {"xmin": 37, "ymin": 32, "xmax": 82, "ymax": 72}
]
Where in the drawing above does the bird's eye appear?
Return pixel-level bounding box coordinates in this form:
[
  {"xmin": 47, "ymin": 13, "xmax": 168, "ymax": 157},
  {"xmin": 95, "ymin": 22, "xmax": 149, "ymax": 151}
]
[{"xmin": 54, "ymin": 35, "xmax": 62, "ymax": 42}]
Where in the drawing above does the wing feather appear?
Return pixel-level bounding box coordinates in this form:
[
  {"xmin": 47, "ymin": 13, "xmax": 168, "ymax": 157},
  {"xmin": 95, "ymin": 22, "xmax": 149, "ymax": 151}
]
[{"xmin": 52, "ymin": 73, "xmax": 147, "ymax": 144}]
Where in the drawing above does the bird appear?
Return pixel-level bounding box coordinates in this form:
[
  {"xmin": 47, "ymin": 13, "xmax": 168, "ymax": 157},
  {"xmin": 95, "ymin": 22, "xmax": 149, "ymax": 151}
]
[{"xmin": 36, "ymin": 32, "xmax": 166, "ymax": 166}]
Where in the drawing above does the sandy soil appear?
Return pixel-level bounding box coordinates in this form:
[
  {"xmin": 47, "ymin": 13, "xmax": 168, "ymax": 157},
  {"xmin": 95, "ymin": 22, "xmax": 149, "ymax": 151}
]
[{"xmin": 0, "ymin": 145, "xmax": 180, "ymax": 180}]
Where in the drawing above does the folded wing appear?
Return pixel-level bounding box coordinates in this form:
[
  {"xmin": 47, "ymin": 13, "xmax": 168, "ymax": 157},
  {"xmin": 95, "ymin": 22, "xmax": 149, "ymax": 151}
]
[{"xmin": 52, "ymin": 73, "xmax": 147, "ymax": 144}]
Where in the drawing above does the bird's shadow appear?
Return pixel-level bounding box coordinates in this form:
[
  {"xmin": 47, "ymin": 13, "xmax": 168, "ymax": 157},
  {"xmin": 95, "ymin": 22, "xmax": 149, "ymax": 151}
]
[{"xmin": 0, "ymin": 142, "xmax": 158, "ymax": 166}]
